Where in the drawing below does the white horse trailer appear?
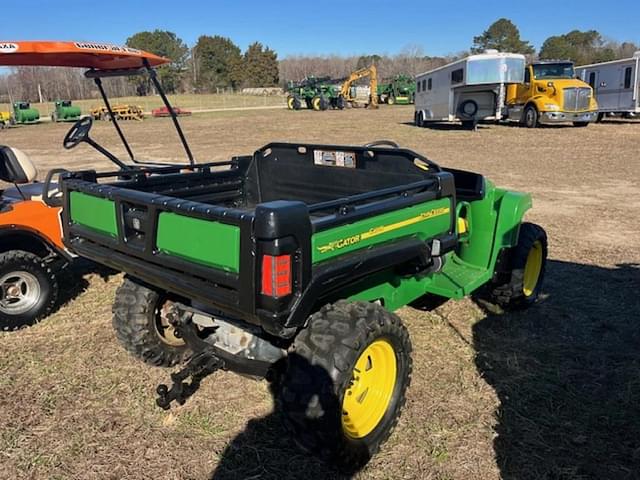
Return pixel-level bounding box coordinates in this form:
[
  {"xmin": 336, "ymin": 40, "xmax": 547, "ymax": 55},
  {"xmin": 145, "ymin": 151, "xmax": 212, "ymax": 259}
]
[
  {"xmin": 576, "ymin": 52, "xmax": 640, "ymax": 120},
  {"xmin": 414, "ymin": 51, "xmax": 525, "ymax": 129}
]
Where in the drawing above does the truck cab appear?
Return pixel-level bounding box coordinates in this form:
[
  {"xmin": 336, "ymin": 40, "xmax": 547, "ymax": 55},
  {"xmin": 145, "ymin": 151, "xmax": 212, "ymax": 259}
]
[{"xmin": 505, "ymin": 60, "xmax": 598, "ymax": 127}]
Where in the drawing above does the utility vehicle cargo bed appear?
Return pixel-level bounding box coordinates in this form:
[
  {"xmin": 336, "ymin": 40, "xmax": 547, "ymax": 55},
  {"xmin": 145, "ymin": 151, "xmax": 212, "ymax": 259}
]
[{"xmin": 63, "ymin": 143, "xmax": 477, "ymax": 335}]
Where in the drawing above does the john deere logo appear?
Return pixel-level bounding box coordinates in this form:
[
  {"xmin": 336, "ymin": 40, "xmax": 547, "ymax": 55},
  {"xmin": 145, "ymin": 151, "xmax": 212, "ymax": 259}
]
[{"xmin": 0, "ymin": 43, "xmax": 18, "ymax": 53}]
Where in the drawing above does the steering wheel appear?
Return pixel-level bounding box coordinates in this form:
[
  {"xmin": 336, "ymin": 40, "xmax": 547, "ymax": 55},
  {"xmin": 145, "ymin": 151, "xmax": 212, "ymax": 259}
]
[{"xmin": 63, "ymin": 116, "xmax": 93, "ymax": 150}]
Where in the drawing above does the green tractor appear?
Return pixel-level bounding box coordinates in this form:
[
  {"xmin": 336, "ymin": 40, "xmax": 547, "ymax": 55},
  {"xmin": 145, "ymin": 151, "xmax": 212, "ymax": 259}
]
[
  {"xmin": 286, "ymin": 76, "xmax": 344, "ymax": 111},
  {"xmin": 12, "ymin": 101, "xmax": 40, "ymax": 124},
  {"xmin": 378, "ymin": 74, "xmax": 416, "ymax": 105},
  {"xmin": 51, "ymin": 100, "xmax": 82, "ymax": 122}
]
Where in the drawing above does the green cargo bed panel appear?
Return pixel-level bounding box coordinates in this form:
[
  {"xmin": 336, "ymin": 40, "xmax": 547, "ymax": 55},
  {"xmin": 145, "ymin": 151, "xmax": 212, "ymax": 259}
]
[
  {"xmin": 156, "ymin": 212, "xmax": 240, "ymax": 273},
  {"xmin": 312, "ymin": 198, "xmax": 452, "ymax": 263},
  {"xmin": 69, "ymin": 192, "xmax": 118, "ymax": 237}
]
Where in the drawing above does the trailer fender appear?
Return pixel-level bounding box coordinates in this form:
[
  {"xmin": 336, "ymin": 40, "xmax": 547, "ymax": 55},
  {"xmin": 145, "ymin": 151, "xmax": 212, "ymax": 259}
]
[{"xmin": 494, "ymin": 191, "xmax": 532, "ymax": 250}]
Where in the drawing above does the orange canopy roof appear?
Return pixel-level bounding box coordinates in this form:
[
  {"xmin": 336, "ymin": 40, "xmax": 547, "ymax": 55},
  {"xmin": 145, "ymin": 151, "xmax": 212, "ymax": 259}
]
[{"xmin": 0, "ymin": 41, "xmax": 169, "ymax": 70}]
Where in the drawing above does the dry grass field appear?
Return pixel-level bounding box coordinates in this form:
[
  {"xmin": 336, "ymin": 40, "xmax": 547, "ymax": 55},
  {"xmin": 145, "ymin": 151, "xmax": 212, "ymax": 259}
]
[
  {"xmin": 1, "ymin": 93, "xmax": 285, "ymax": 117},
  {"xmin": 0, "ymin": 106, "xmax": 639, "ymax": 480}
]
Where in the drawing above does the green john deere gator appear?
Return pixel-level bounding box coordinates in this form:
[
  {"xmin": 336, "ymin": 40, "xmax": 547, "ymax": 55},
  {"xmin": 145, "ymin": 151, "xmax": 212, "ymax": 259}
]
[
  {"xmin": 54, "ymin": 40, "xmax": 547, "ymax": 472},
  {"xmin": 63, "ymin": 138, "xmax": 547, "ymax": 469}
]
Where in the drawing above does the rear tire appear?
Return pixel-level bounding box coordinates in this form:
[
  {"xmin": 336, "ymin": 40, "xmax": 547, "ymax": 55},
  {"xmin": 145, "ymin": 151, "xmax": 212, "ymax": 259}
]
[
  {"xmin": 277, "ymin": 300, "xmax": 412, "ymax": 471},
  {"xmin": 490, "ymin": 223, "xmax": 547, "ymax": 309},
  {"xmin": 112, "ymin": 277, "xmax": 190, "ymax": 367},
  {"xmin": 311, "ymin": 96, "xmax": 322, "ymax": 111},
  {"xmin": 0, "ymin": 250, "xmax": 58, "ymax": 331}
]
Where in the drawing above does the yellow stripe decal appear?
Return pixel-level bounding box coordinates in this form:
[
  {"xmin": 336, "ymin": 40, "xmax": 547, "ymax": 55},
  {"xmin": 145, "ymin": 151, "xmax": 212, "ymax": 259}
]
[{"xmin": 317, "ymin": 207, "xmax": 450, "ymax": 254}]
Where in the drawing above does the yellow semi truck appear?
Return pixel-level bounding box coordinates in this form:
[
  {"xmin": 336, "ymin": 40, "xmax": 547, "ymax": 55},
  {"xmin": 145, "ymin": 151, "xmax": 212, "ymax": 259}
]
[{"xmin": 504, "ymin": 60, "xmax": 598, "ymax": 127}]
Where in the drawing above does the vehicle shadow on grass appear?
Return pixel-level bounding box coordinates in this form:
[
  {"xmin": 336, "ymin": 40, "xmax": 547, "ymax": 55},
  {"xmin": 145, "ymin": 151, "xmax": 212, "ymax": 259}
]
[
  {"xmin": 473, "ymin": 260, "xmax": 640, "ymax": 480},
  {"xmin": 210, "ymin": 357, "xmax": 354, "ymax": 480}
]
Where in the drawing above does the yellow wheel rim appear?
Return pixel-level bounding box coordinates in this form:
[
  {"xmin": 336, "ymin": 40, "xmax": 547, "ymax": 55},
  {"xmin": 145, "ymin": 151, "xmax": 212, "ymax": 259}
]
[
  {"xmin": 287, "ymin": 97, "xmax": 294, "ymax": 110},
  {"xmin": 523, "ymin": 240, "xmax": 543, "ymax": 297},
  {"xmin": 312, "ymin": 98, "xmax": 321, "ymax": 110},
  {"xmin": 342, "ymin": 339, "xmax": 397, "ymax": 439}
]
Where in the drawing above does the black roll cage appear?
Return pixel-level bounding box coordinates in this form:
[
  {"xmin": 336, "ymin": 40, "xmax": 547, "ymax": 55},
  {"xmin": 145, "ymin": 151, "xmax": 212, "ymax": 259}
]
[{"xmin": 84, "ymin": 59, "xmax": 194, "ymax": 167}]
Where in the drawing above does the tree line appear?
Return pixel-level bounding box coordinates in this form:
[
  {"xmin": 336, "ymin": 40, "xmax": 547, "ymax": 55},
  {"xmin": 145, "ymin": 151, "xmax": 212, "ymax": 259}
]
[{"xmin": 1, "ymin": 22, "xmax": 637, "ymax": 103}]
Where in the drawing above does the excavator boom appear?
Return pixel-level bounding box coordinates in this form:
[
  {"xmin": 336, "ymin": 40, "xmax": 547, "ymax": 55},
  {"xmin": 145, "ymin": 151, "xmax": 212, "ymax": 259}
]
[{"xmin": 340, "ymin": 65, "xmax": 378, "ymax": 108}]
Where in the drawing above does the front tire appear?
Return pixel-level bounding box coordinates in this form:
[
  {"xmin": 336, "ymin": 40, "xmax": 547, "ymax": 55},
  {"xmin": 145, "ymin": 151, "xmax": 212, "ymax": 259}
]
[
  {"xmin": 387, "ymin": 95, "xmax": 396, "ymax": 105},
  {"xmin": 0, "ymin": 250, "xmax": 58, "ymax": 331},
  {"xmin": 112, "ymin": 277, "xmax": 190, "ymax": 367},
  {"xmin": 523, "ymin": 105, "xmax": 538, "ymax": 128},
  {"xmin": 277, "ymin": 300, "xmax": 412, "ymax": 471},
  {"xmin": 490, "ymin": 223, "xmax": 547, "ymax": 309}
]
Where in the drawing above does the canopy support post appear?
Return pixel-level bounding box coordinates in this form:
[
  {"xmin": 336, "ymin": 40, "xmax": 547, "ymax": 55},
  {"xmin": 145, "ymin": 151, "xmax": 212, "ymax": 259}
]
[
  {"xmin": 94, "ymin": 77, "xmax": 135, "ymax": 162},
  {"xmin": 144, "ymin": 60, "xmax": 194, "ymax": 166}
]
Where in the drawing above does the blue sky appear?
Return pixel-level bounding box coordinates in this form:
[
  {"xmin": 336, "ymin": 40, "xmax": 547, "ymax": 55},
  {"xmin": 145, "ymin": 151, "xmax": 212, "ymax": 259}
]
[{"xmin": 3, "ymin": 0, "xmax": 639, "ymax": 57}]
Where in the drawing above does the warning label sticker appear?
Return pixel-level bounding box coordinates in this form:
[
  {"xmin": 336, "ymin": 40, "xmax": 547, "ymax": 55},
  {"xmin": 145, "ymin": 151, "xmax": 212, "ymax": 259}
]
[{"xmin": 313, "ymin": 150, "xmax": 356, "ymax": 168}]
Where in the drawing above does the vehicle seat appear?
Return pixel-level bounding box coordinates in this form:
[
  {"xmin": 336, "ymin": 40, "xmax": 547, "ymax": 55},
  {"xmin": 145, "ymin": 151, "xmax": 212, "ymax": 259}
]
[
  {"xmin": 0, "ymin": 145, "xmax": 37, "ymax": 184},
  {"xmin": 0, "ymin": 145, "xmax": 59, "ymax": 202}
]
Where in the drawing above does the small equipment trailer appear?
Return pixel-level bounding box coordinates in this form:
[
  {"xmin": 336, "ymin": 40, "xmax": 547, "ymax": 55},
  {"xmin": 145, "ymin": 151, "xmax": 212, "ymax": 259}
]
[
  {"xmin": 414, "ymin": 51, "xmax": 525, "ymax": 129},
  {"xmin": 51, "ymin": 100, "xmax": 82, "ymax": 122},
  {"xmin": 576, "ymin": 51, "xmax": 640, "ymax": 121},
  {"xmin": 91, "ymin": 104, "xmax": 144, "ymax": 121}
]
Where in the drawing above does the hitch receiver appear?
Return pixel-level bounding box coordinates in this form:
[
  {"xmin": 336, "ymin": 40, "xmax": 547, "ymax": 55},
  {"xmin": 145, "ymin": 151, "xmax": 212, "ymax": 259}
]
[{"xmin": 156, "ymin": 350, "xmax": 223, "ymax": 410}]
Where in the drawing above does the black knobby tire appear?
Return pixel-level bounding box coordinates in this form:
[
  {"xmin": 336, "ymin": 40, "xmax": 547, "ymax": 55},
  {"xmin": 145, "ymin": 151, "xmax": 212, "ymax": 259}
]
[
  {"xmin": 319, "ymin": 96, "xmax": 329, "ymax": 111},
  {"xmin": 277, "ymin": 300, "xmax": 412, "ymax": 471},
  {"xmin": 523, "ymin": 105, "xmax": 538, "ymax": 128},
  {"xmin": 0, "ymin": 250, "xmax": 58, "ymax": 331},
  {"xmin": 112, "ymin": 277, "xmax": 190, "ymax": 367},
  {"xmin": 491, "ymin": 223, "xmax": 548, "ymax": 309}
]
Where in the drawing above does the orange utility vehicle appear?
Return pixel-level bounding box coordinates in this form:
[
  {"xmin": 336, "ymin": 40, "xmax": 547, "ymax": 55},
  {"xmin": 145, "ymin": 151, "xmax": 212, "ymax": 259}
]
[{"xmin": 0, "ymin": 41, "xmax": 181, "ymax": 330}]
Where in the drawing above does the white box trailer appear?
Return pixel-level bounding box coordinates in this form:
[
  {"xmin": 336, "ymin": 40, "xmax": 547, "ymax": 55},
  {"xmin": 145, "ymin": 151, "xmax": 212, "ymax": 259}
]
[
  {"xmin": 414, "ymin": 51, "xmax": 525, "ymax": 129},
  {"xmin": 576, "ymin": 52, "xmax": 640, "ymax": 120}
]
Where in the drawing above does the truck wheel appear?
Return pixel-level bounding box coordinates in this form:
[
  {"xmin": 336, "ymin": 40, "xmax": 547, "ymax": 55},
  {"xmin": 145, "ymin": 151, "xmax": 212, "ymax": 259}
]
[
  {"xmin": 277, "ymin": 300, "xmax": 412, "ymax": 470},
  {"xmin": 491, "ymin": 223, "xmax": 547, "ymax": 309},
  {"xmin": 112, "ymin": 277, "xmax": 190, "ymax": 367},
  {"xmin": 319, "ymin": 96, "xmax": 329, "ymax": 111},
  {"xmin": 523, "ymin": 105, "xmax": 538, "ymax": 128},
  {"xmin": 0, "ymin": 251, "xmax": 58, "ymax": 331}
]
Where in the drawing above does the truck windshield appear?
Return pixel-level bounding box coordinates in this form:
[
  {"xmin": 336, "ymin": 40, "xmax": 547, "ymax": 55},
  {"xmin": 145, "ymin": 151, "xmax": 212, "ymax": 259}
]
[{"xmin": 533, "ymin": 63, "xmax": 575, "ymax": 79}]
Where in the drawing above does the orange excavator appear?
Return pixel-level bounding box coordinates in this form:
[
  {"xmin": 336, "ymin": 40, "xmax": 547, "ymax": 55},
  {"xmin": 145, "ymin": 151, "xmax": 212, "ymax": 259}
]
[{"xmin": 340, "ymin": 65, "xmax": 378, "ymax": 109}]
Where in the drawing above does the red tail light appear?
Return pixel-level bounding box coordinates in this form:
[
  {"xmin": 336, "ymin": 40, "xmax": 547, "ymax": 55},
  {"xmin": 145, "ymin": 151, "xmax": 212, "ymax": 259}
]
[{"xmin": 261, "ymin": 254, "xmax": 292, "ymax": 298}]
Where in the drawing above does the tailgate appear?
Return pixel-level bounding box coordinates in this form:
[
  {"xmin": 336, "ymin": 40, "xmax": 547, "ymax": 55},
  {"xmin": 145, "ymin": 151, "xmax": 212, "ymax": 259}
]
[{"xmin": 63, "ymin": 178, "xmax": 256, "ymax": 320}]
